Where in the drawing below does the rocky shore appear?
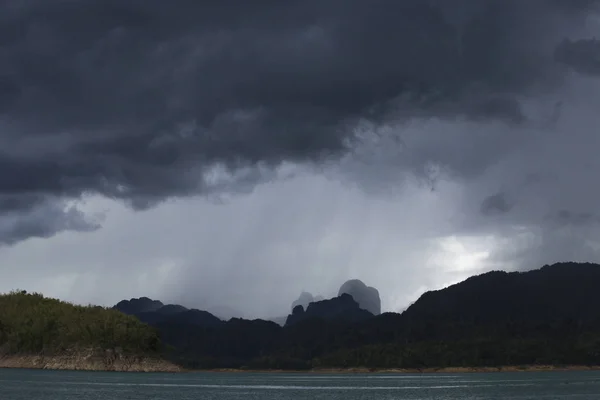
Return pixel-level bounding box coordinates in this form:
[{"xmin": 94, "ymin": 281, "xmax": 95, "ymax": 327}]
[{"xmin": 0, "ymin": 349, "xmax": 182, "ymax": 372}]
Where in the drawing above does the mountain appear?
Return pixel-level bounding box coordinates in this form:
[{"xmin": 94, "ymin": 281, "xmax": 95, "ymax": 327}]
[
  {"xmin": 138, "ymin": 262, "xmax": 600, "ymax": 369},
  {"xmin": 114, "ymin": 298, "xmax": 222, "ymax": 327},
  {"xmin": 112, "ymin": 293, "xmax": 376, "ymax": 369},
  {"xmin": 291, "ymin": 291, "xmax": 317, "ymax": 312},
  {"xmin": 318, "ymin": 262, "xmax": 600, "ymax": 368},
  {"xmin": 285, "ymin": 294, "xmax": 373, "ymax": 326},
  {"xmin": 398, "ymin": 262, "xmax": 600, "ymax": 342},
  {"xmin": 338, "ymin": 279, "xmax": 381, "ymax": 315},
  {"xmin": 113, "ymin": 296, "xmax": 163, "ymax": 314},
  {"xmin": 7, "ymin": 262, "xmax": 600, "ymax": 371},
  {"xmin": 205, "ymin": 305, "xmax": 244, "ymax": 321}
]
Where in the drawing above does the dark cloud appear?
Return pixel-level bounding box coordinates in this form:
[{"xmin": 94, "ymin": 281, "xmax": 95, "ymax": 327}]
[
  {"xmin": 0, "ymin": 0, "xmax": 598, "ymax": 244},
  {"xmin": 481, "ymin": 192, "xmax": 514, "ymax": 216},
  {"xmin": 549, "ymin": 209, "xmax": 600, "ymax": 226},
  {"xmin": 555, "ymin": 38, "xmax": 600, "ymax": 76},
  {"xmin": 0, "ymin": 200, "xmax": 100, "ymax": 245}
]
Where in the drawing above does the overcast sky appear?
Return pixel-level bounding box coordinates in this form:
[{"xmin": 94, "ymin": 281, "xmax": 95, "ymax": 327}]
[{"xmin": 1, "ymin": 0, "xmax": 600, "ymax": 319}]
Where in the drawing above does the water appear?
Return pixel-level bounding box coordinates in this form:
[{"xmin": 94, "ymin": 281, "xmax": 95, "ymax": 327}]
[{"xmin": 1, "ymin": 369, "xmax": 600, "ymax": 399}]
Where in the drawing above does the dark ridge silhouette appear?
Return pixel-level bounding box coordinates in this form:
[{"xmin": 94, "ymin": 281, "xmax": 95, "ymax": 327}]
[
  {"xmin": 114, "ymin": 297, "xmax": 222, "ymax": 327},
  {"xmin": 400, "ymin": 262, "xmax": 600, "ymax": 341},
  {"xmin": 154, "ymin": 317, "xmax": 282, "ymax": 369},
  {"xmin": 7, "ymin": 265, "xmax": 600, "ymax": 371},
  {"xmin": 338, "ymin": 279, "xmax": 381, "ymax": 315},
  {"xmin": 269, "ymin": 316, "xmax": 287, "ymax": 326},
  {"xmin": 114, "ymin": 297, "xmax": 164, "ymax": 314},
  {"xmin": 155, "ymin": 304, "xmax": 189, "ymax": 315},
  {"xmin": 285, "ymin": 294, "xmax": 374, "ymax": 326},
  {"xmin": 23, "ymin": 261, "xmax": 595, "ymax": 370},
  {"xmin": 141, "ymin": 262, "xmax": 600, "ymax": 369},
  {"xmin": 207, "ymin": 305, "xmax": 243, "ymax": 321}
]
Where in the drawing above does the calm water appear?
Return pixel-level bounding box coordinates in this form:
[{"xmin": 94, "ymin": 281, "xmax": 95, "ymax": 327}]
[{"xmin": 1, "ymin": 369, "xmax": 600, "ymax": 399}]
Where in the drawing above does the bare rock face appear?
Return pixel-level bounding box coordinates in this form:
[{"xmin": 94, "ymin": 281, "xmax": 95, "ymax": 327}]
[{"xmin": 338, "ymin": 279, "xmax": 381, "ymax": 315}]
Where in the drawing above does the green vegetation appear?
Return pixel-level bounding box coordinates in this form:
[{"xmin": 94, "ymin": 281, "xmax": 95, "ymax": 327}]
[{"xmin": 0, "ymin": 290, "xmax": 161, "ymax": 356}]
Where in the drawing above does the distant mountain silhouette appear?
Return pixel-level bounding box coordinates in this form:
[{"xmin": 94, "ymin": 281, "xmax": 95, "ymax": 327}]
[
  {"xmin": 109, "ymin": 262, "xmax": 600, "ymax": 370},
  {"xmin": 17, "ymin": 262, "xmax": 600, "ymax": 371},
  {"xmin": 338, "ymin": 279, "xmax": 381, "ymax": 315},
  {"xmin": 285, "ymin": 293, "xmax": 373, "ymax": 326},
  {"xmin": 290, "ymin": 291, "xmax": 325, "ymax": 313},
  {"xmin": 291, "ymin": 291, "xmax": 315, "ymax": 312},
  {"xmin": 155, "ymin": 304, "xmax": 188, "ymax": 315},
  {"xmin": 114, "ymin": 298, "xmax": 222, "ymax": 327}
]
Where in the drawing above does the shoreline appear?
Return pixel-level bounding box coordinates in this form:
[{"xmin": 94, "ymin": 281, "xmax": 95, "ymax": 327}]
[
  {"xmin": 1, "ymin": 355, "xmax": 599, "ymax": 374},
  {"xmin": 0, "ymin": 354, "xmax": 182, "ymax": 373},
  {"xmin": 3, "ymin": 360, "xmax": 599, "ymax": 374},
  {"xmin": 201, "ymin": 365, "xmax": 600, "ymax": 374}
]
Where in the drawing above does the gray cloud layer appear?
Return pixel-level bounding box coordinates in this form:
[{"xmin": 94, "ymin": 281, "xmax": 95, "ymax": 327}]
[
  {"xmin": 0, "ymin": 0, "xmax": 598, "ymax": 244},
  {"xmin": 1, "ymin": 1, "xmax": 600, "ymax": 317}
]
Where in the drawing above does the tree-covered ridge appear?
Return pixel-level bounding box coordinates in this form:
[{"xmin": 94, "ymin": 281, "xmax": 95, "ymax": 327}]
[{"xmin": 0, "ymin": 291, "xmax": 161, "ymax": 356}]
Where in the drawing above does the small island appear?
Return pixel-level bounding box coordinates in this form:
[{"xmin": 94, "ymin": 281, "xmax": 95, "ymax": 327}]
[{"xmin": 2, "ymin": 262, "xmax": 600, "ymax": 373}]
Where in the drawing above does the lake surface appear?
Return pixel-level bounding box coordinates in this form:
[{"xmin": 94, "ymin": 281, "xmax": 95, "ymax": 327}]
[{"xmin": 1, "ymin": 369, "xmax": 600, "ymax": 399}]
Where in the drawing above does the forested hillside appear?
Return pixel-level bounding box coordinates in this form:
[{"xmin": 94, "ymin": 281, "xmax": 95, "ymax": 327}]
[{"xmin": 0, "ymin": 291, "xmax": 161, "ymax": 357}]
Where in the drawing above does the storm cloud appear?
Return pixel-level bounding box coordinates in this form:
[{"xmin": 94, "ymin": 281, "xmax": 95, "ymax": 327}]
[
  {"xmin": 0, "ymin": 1, "xmax": 600, "ymax": 316},
  {"xmin": 0, "ymin": 0, "xmax": 596, "ymax": 240}
]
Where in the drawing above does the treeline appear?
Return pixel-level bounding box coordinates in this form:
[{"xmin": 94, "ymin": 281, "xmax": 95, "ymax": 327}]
[
  {"xmin": 0, "ymin": 291, "xmax": 161, "ymax": 356},
  {"xmin": 314, "ymin": 336, "xmax": 600, "ymax": 369},
  {"xmin": 156, "ymin": 314, "xmax": 600, "ymax": 370}
]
